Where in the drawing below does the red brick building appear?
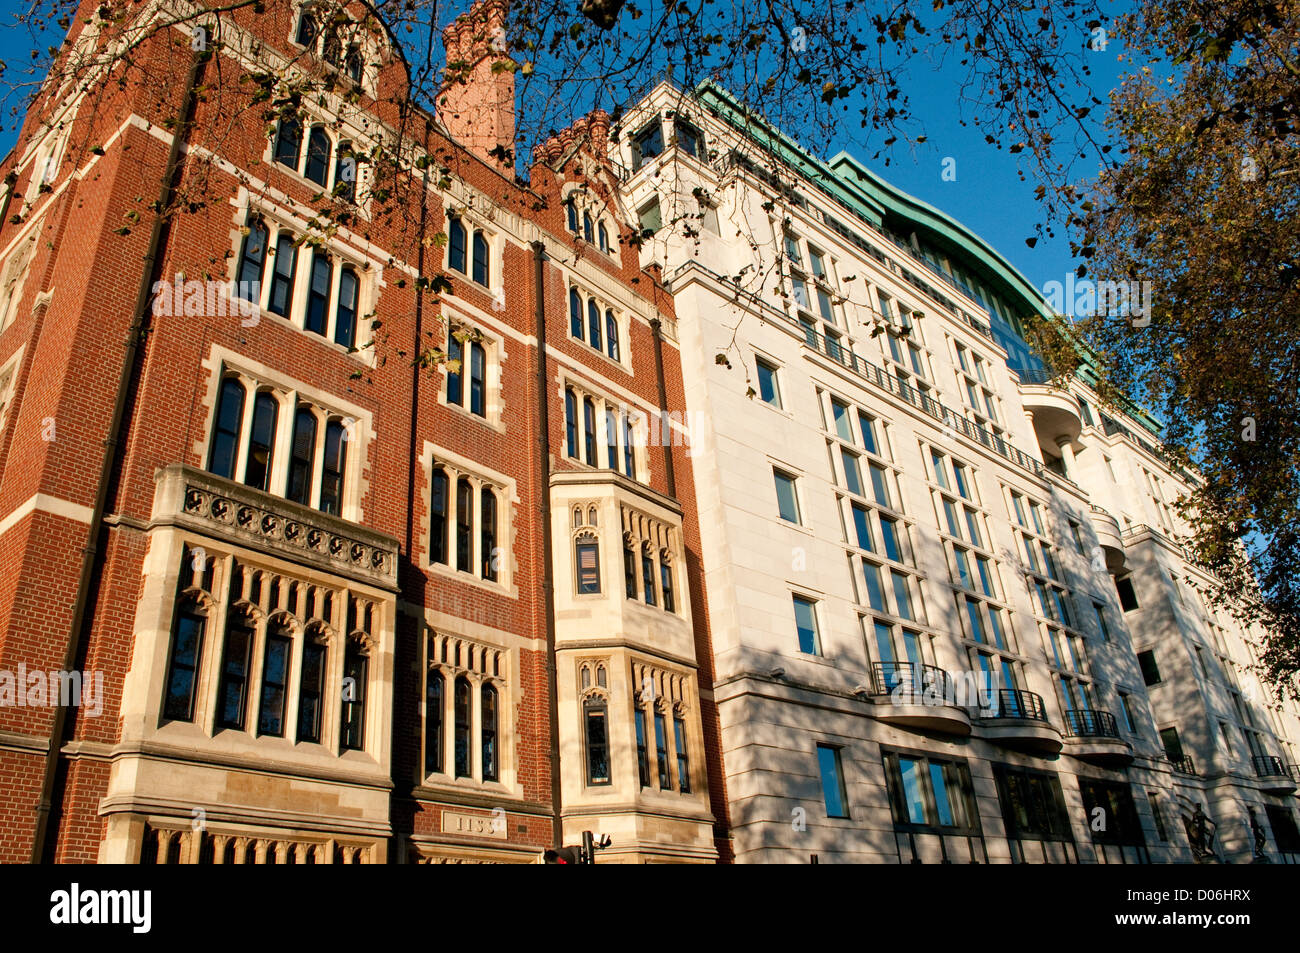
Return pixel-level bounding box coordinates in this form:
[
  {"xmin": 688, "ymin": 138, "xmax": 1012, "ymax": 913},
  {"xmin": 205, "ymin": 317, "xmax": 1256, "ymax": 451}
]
[{"xmin": 0, "ymin": 0, "xmax": 727, "ymax": 863}]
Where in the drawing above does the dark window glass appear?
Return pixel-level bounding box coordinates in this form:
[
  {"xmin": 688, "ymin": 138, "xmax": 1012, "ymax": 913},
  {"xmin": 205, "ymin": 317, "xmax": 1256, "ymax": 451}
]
[
  {"xmin": 623, "ymin": 415, "xmax": 635, "ymax": 477},
  {"xmin": 481, "ymin": 684, "xmax": 498, "ymax": 782},
  {"xmin": 209, "ymin": 377, "xmax": 245, "ymax": 479},
  {"xmin": 674, "ymin": 716, "xmax": 690, "ymax": 791},
  {"xmin": 322, "ymin": 30, "xmax": 342, "ymax": 65},
  {"xmin": 345, "ymin": 48, "xmax": 363, "ymax": 83},
  {"xmin": 456, "ymin": 477, "xmax": 472, "ymax": 573},
  {"xmin": 305, "ymin": 252, "xmax": 331, "ymax": 335},
  {"xmin": 585, "ymin": 700, "xmax": 610, "ymax": 784},
  {"xmin": 576, "ymin": 540, "xmax": 601, "ymax": 594},
  {"xmin": 587, "ymin": 297, "xmax": 602, "ymax": 351},
  {"xmin": 297, "ymin": 640, "xmax": 326, "ymax": 743},
  {"xmin": 1116, "ymin": 575, "xmax": 1140, "ymax": 611},
  {"xmin": 286, "ymin": 407, "xmax": 317, "ymax": 506},
  {"xmin": 236, "ymin": 220, "xmax": 268, "ymax": 297},
  {"xmin": 448, "ymin": 215, "xmax": 466, "ymax": 273},
  {"xmin": 598, "ymin": 222, "xmax": 609, "ymax": 253},
  {"xmin": 430, "ymin": 467, "xmax": 449, "ymax": 564},
  {"xmin": 481, "ymin": 487, "xmax": 498, "ymax": 581},
  {"xmin": 635, "ymin": 707, "xmax": 649, "ymax": 786},
  {"xmin": 660, "ymin": 558, "xmax": 675, "ymax": 613},
  {"xmin": 258, "ymin": 629, "xmax": 292, "ymax": 736},
  {"xmin": 1138, "ymin": 650, "xmax": 1161, "ymax": 686},
  {"xmin": 642, "ymin": 550, "xmax": 656, "ymax": 606},
  {"xmin": 993, "ymin": 764, "xmax": 1073, "ymax": 843},
  {"xmin": 756, "ymin": 359, "xmax": 781, "ymax": 406},
  {"xmin": 569, "ymin": 288, "xmax": 583, "ymax": 340},
  {"xmin": 654, "ymin": 711, "xmax": 671, "ymax": 789},
  {"xmin": 583, "ymin": 397, "xmax": 597, "ymax": 464},
  {"xmin": 217, "ymin": 614, "xmax": 255, "ymax": 730},
  {"xmin": 1265, "ymin": 805, "xmax": 1300, "ymax": 853},
  {"xmin": 624, "ymin": 538, "xmax": 637, "ymax": 599},
  {"xmin": 633, "ymin": 122, "xmax": 664, "ymax": 170},
  {"xmin": 606, "ymin": 309, "xmax": 619, "ymax": 360},
  {"xmin": 243, "ymin": 391, "xmax": 278, "ymax": 491},
  {"xmin": 817, "ymin": 744, "xmax": 848, "ymax": 817},
  {"xmin": 295, "ymin": 13, "xmax": 317, "ymax": 46},
  {"xmin": 274, "ymin": 117, "xmax": 301, "ymax": 169},
  {"xmin": 320, "ymin": 419, "xmax": 347, "ymax": 515},
  {"xmin": 471, "ymin": 231, "xmax": 489, "ymax": 285},
  {"xmin": 267, "ymin": 233, "xmax": 297, "ymax": 318},
  {"xmin": 447, "ymin": 330, "xmax": 463, "ymax": 405},
  {"xmin": 469, "ymin": 342, "xmax": 486, "ymax": 416},
  {"xmin": 341, "ymin": 642, "xmax": 367, "ymax": 750},
  {"xmin": 335, "ymin": 268, "xmax": 357, "ymax": 347},
  {"xmin": 1078, "ymin": 778, "xmax": 1146, "ymax": 847},
  {"xmin": 1159, "ymin": 726, "xmax": 1184, "ymax": 762},
  {"xmin": 676, "ymin": 122, "xmax": 703, "ymax": 158},
  {"xmin": 163, "ymin": 606, "xmax": 205, "ymax": 722},
  {"xmin": 583, "ymin": 210, "xmax": 593, "ymax": 242},
  {"xmin": 566, "ymin": 199, "xmax": 578, "ymax": 233},
  {"xmin": 305, "ymin": 126, "xmax": 331, "ymax": 186},
  {"xmin": 334, "ymin": 141, "xmax": 356, "ymax": 203},
  {"xmin": 774, "ymin": 470, "xmax": 800, "ymax": 523},
  {"xmin": 564, "ymin": 389, "xmax": 578, "ymax": 457},
  {"xmin": 425, "ymin": 669, "xmax": 443, "ymax": 773},
  {"xmin": 793, "ymin": 594, "xmax": 819, "ymax": 654},
  {"xmin": 606, "ymin": 408, "xmax": 619, "ymax": 469}
]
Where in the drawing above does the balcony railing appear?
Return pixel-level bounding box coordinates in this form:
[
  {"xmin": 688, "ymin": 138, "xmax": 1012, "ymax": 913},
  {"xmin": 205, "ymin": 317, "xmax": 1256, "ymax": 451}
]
[
  {"xmin": 870, "ymin": 662, "xmax": 954, "ymax": 702},
  {"xmin": 1063, "ymin": 709, "xmax": 1120, "ymax": 739},
  {"xmin": 986, "ymin": 689, "xmax": 1049, "ymax": 722},
  {"xmin": 1253, "ymin": 755, "xmax": 1293, "ymax": 779},
  {"xmin": 1010, "ymin": 366, "xmax": 1056, "ymax": 387},
  {"xmin": 1168, "ymin": 755, "xmax": 1197, "ymax": 776}
]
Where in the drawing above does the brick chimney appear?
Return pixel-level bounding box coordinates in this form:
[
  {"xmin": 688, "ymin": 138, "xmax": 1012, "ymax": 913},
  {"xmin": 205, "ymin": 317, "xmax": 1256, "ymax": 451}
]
[{"xmin": 437, "ymin": 0, "xmax": 515, "ymax": 172}]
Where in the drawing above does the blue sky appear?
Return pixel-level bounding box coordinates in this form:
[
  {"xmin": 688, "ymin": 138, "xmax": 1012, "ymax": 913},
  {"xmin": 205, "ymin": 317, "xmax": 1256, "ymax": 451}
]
[{"xmin": 0, "ymin": 2, "xmax": 1134, "ymax": 297}]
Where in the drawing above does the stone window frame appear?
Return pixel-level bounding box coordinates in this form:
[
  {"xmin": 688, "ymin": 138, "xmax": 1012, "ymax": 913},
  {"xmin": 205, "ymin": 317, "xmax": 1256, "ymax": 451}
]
[
  {"xmin": 561, "ymin": 183, "xmax": 620, "ymax": 260},
  {"xmin": 443, "ymin": 206, "xmax": 501, "ymax": 294},
  {"xmin": 421, "ymin": 627, "xmax": 514, "ymax": 791},
  {"xmin": 439, "ymin": 311, "xmax": 506, "ymax": 431},
  {"xmin": 565, "ymin": 279, "xmax": 627, "ymax": 368},
  {"xmin": 619, "ymin": 504, "xmax": 680, "ymax": 615},
  {"xmin": 199, "ymin": 353, "xmax": 370, "ymax": 522},
  {"xmin": 420, "ymin": 441, "xmax": 518, "ymax": 597},
  {"xmin": 630, "ymin": 660, "xmax": 699, "ymax": 796},
  {"xmin": 288, "ymin": 1, "xmax": 383, "ymax": 97},
  {"xmin": 559, "ymin": 376, "xmax": 643, "ymax": 482}
]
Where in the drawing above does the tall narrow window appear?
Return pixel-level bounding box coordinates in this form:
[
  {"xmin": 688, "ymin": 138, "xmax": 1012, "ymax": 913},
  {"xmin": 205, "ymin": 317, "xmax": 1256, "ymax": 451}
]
[
  {"xmin": 469, "ymin": 341, "xmax": 486, "ymax": 417},
  {"xmin": 480, "ymin": 487, "xmax": 498, "ymax": 581},
  {"xmin": 598, "ymin": 222, "xmax": 609, "ymax": 254},
  {"xmin": 335, "ymin": 267, "xmax": 358, "ymax": 347},
  {"xmin": 654, "ymin": 711, "xmax": 671, "ymax": 789},
  {"xmin": 674, "ymin": 716, "xmax": 691, "ymax": 792},
  {"xmin": 334, "ymin": 142, "xmax": 356, "ymax": 203},
  {"xmin": 209, "ymin": 377, "xmax": 246, "ymax": 479},
  {"xmin": 320, "ymin": 419, "xmax": 347, "ymax": 516},
  {"xmin": 623, "ymin": 415, "xmax": 635, "ymax": 477},
  {"xmin": 635, "ymin": 706, "xmax": 649, "ymax": 786},
  {"xmin": 817, "ymin": 744, "xmax": 849, "ymax": 818},
  {"xmin": 582, "ymin": 210, "xmax": 594, "ymax": 242},
  {"xmin": 447, "ymin": 330, "xmax": 463, "ymax": 406},
  {"xmin": 236, "ymin": 220, "xmax": 268, "ymax": 298},
  {"xmin": 774, "ymin": 469, "xmax": 801, "ymax": 524},
  {"xmin": 258, "ymin": 626, "xmax": 292, "ymax": 737},
  {"xmin": 565, "ymin": 388, "xmax": 578, "ymax": 457},
  {"xmin": 566, "ymin": 199, "xmax": 579, "ymax": 233},
  {"xmin": 163, "ymin": 605, "xmax": 205, "ymax": 722},
  {"xmin": 295, "ymin": 12, "xmax": 317, "ymax": 46},
  {"xmin": 297, "ymin": 639, "xmax": 326, "ymax": 744},
  {"xmin": 793, "ymin": 594, "xmax": 820, "ymax": 655},
  {"xmin": 425, "ymin": 669, "xmax": 443, "ymax": 774},
  {"xmin": 304, "ymin": 126, "xmax": 330, "ymax": 185},
  {"xmin": 452, "ymin": 676, "xmax": 472, "ymax": 777},
  {"xmin": 481, "ymin": 683, "xmax": 499, "ymax": 782},
  {"xmin": 583, "ymin": 397, "xmax": 597, "ymax": 464},
  {"xmin": 587, "ymin": 298, "xmax": 603, "ymax": 351},
  {"xmin": 217, "ymin": 613, "xmax": 255, "ymax": 730},
  {"xmin": 624, "ymin": 536, "xmax": 638, "ymax": 599},
  {"xmin": 341, "ymin": 640, "xmax": 367, "ymax": 750},
  {"xmin": 274, "ymin": 117, "xmax": 302, "ymax": 169},
  {"xmin": 585, "ymin": 698, "xmax": 610, "ymax": 784},
  {"xmin": 569, "ymin": 288, "xmax": 583, "ymax": 340},
  {"xmin": 456, "ymin": 477, "xmax": 472, "ymax": 573},
  {"xmin": 305, "ymin": 252, "xmax": 332, "ymax": 335},
  {"xmin": 344, "ymin": 48, "xmax": 363, "ymax": 83},
  {"xmin": 606, "ymin": 407, "xmax": 619, "ymax": 469},
  {"xmin": 243, "ymin": 391, "xmax": 278, "ymax": 492},
  {"xmin": 267, "ymin": 233, "xmax": 297, "ymax": 318},
  {"xmin": 660, "ymin": 556, "xmax": 675, "ymax": 613},
  {"xmin": 286, "ymin": 407, "xmax": 317, "ymax": 506},
  {"xmin": 642, "ymin": 547, "xmax": 656, "ymax": 606},
  {"xmin": 448, "ymin": 215, "xmax": 466, "ymax": 273},
  {"xmin": 430, "ymin": 466, "xmax": 449, "ymax": 564},
  {"xmin": 576, "ymin": 539, "xmax": 601, "ymax": 594},
  {"xmin": 471, "ymin": 231, "xmax": 489, "ymax": 285},
  {"xmin": 606, "ymin": 309, "xmax": 619, "ymax": 360}
]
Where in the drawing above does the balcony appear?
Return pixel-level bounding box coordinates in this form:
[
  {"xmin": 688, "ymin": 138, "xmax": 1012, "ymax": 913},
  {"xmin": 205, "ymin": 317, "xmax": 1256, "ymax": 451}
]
[
  {"xmin": 976, "ymin": 689, "xmax": 1063, "ymax": 755},
  {"xmin": 1088, "ymin": 505, "xmax": 1127, "ymax": 572},
  {"xmin": 1252, "ymin": 756, "xmax": 1296, "ymax": 794},
  {"xmin": 1016, "ymin": 372, "xmax": 1083, "ymax": 460},
  {"xmin": 1168, "ymin": 755, "xmax": 1197, "ymax": 777},
  {"xmin": 1062, "ymin": 709, "xmax": 1134, "ymax": 766},
  {"xmin": 867, "ymin": 663, "xmax": 971, "ymax": 737}
]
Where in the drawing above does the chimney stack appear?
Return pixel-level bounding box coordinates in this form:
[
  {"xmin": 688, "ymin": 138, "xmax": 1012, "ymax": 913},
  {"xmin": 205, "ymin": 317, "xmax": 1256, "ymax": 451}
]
[{"xmin": 437, "ymin": 0, "xmax": 515, "ymax": 172}]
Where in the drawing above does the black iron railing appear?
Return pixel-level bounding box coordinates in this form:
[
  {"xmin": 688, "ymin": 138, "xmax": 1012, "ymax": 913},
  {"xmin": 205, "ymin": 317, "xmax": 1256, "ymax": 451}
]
[
  {"xmin": 871, "ymin": 662, "xmax": 954, "ymax": 702},
  {"xmin": 1168, "ymin": 755, "xmax": 1197, "ymax": 776},
  {"xmin": 1253, "ymin": 755, "xmax": 1292, "ymax": 779},
  {"xmin": 986, "ymin": 689, "xmax": 1049, "ymax": 722},
  {"xmin": 1010, "ymin": 366, "xmax": 1056, "ymax": 386},
  {"xmin": 1063, "ymin": 709, "xmax": 1120, "ymax": 739}
]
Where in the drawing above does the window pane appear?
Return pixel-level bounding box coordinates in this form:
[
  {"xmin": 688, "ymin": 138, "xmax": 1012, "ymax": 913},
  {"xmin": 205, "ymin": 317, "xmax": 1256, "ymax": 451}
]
[
  {"xmin": 898, "ymin": 757, "xmax": 926, "ymax": 824},
  {"xmin": 879, "ymin": 518, "xmax": 901, "ymax": 562},
  {"xmin": 576, "ymin": 541, "xmax": 600, "ymax": 594},
  {"xmin": 817, "ymin": 745, "xmax": 848, "ymax": 818},
  {"xmin": 869, "ymin": 464, "xmax": 890, "ymax": 507},
  {"xmin": 163, "ymin": 609, "xmax": 205, "ymax": 722},
  {"xmin": 793, "ymin": 595, "xmax": 819, "ymax": 654},
  {"xmin": 891, "ymin": 572, "xmax": 913, "ymax": 620},
  {"xmin": 841, "ymin": 449, "xmax": 863, "ymax": 496},
  {"xmin": 863, "ymin": 562, "xmax": 885, "ymax": 612},
  {"xmin": 930, "ymin": 762, "xmax": 955, "ymax": 826},
  {"xmin": 757, "ymin": 360, "xmax": 781, "ymax": 406},
  {"xmin": 774, "ymin": 470, "xmax": 800, "ymax": 523},
  {"xmin": 851, "ymin": 504, "xmax": 874, "ymax": 552}
]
